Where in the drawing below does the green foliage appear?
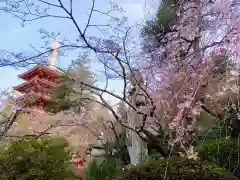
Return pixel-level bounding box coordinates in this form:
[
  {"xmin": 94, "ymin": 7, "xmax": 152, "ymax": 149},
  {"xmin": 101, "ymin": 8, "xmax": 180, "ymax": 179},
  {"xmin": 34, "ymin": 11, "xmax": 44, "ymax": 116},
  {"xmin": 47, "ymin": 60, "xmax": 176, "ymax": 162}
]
[
  {"xmin": 199, "ymin": 138, "xmax": 240, "ymax": 172},
  {"xmin": 0, "ymin": 137, "xmax": 73, "ymax": 180},
  {"xmin": 103, "ymin": 134, "xmax": 130, "ymax": 165},
  {"xmin": 84, "ymin": 157, "xmax": 123, "ymax": 180},
  {"xmin": 195, "ymin": 49, "xmax": 236, "ymax": 142},
  {"xmin": 119, "ymin": 156, "xmax": 238, "ymax": 180},
  {"xmin": 197, "ymin": 99, "xmax": 238, "ymax": 143},
  {"xmin": 141, "ymin": 0, "xmax": 177, "ymax": 50},
  {"xmin": 156, "ymin": 0, "xmax": 177, "ymax": 27},
  {"xmin": 45, "ymin": 74, "xmax": 78, "ymax": 113},
  {"xmin": 197, "ymin": 115, "xmax": 231, "ymax": 143},
  {"xmin": 212, "ymin": 54, "xmax": 230, "ymax": 75},
  {"xmin": 45, "ymin": 57, "xmax": 95, "ymax": 113}
]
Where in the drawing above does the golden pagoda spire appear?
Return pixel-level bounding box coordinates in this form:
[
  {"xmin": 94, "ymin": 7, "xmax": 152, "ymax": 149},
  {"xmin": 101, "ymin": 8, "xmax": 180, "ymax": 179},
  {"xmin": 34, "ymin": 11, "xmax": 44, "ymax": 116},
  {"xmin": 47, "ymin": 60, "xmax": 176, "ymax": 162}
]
[{"xmin": 48, "ymin": 39, "xmax": 58, "ymax": 70}]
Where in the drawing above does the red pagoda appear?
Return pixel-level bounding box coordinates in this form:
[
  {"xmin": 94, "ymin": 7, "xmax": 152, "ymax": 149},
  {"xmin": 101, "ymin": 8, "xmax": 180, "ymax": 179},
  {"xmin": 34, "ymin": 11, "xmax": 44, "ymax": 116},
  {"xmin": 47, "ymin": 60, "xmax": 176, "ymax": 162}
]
[{"xmin": 12, "ymin": 40, "xmax": 61, "ymax": 112}]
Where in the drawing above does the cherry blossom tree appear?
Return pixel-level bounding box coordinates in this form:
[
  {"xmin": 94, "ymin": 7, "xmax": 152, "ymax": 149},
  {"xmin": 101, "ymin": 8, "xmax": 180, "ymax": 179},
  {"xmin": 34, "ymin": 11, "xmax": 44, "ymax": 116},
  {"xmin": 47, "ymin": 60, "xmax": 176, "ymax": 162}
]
[
  {"xmin": 0, "ymin": 0, "xmax": 239, "ymax": 157},
  {"xmin": 140, "ymin": 0, "xmax": 240, "ymax": 149}
]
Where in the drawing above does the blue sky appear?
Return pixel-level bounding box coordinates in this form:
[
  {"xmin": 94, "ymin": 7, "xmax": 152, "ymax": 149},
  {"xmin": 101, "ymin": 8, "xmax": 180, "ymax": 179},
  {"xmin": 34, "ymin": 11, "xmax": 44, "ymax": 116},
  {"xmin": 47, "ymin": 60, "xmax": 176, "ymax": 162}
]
[{"xmin": 0, "ymin": 0, "xmax": 153, "ymax": 103}]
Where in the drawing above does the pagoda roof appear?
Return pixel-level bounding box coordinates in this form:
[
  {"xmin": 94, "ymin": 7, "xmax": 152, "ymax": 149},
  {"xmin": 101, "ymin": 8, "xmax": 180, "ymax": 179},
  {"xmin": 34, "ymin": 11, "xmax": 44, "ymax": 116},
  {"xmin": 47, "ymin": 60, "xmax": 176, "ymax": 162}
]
[
  {"xmin": 18, "ymin": 65, "xmax": 61, "ymax": 80},
  {"xmin": 13, "ymin": 76, "xmax": 58, "ymax": 93},
  {"xmin": 13, "ymin": 92, "xmax": 52, "ymax": 106}
]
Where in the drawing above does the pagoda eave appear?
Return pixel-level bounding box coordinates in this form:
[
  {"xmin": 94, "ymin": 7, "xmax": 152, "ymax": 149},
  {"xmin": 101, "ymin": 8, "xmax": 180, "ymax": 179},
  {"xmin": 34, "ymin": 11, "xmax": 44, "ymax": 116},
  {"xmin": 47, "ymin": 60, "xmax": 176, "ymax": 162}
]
[
  {"xmin": 13, "ymin": 92, "xmax": 53, "ymax": 106},
  {"xmin": 13, "ymin": 76, "xmax": 57, "ymax": 93},
  {"xmin": 18, "ymin": 65, "xmax": 61, "ymax": 80}
]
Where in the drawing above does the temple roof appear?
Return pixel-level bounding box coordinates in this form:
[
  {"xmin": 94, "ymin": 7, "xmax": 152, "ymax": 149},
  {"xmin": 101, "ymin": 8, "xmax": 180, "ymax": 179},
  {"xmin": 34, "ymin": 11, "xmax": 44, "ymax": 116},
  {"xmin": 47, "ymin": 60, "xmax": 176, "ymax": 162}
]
[
  {"xmin": 13, "ymin": 76, "xmax": 57, "ymax": 93},
  {"xmin": 18, "ymin": 65, "xmax": 61, "ymax": 80}
]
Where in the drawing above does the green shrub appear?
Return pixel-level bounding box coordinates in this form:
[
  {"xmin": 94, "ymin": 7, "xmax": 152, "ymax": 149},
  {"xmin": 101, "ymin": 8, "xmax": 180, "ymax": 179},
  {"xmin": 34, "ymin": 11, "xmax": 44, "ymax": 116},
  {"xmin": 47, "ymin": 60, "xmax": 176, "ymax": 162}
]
[
  {"xmin": 119, "ymin": 156, "xmax": 238, "ymax": 180},
  {"xmin": 199, "ymin": 138, "xmax": 240, "ymax": 171},
  {"xmin": 84, "ymin": 157, "xmax": 123, "ymax": 180},
  {"xmin": 0, "ymin": 137, "xmax": 73, "ymax": 180}
]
